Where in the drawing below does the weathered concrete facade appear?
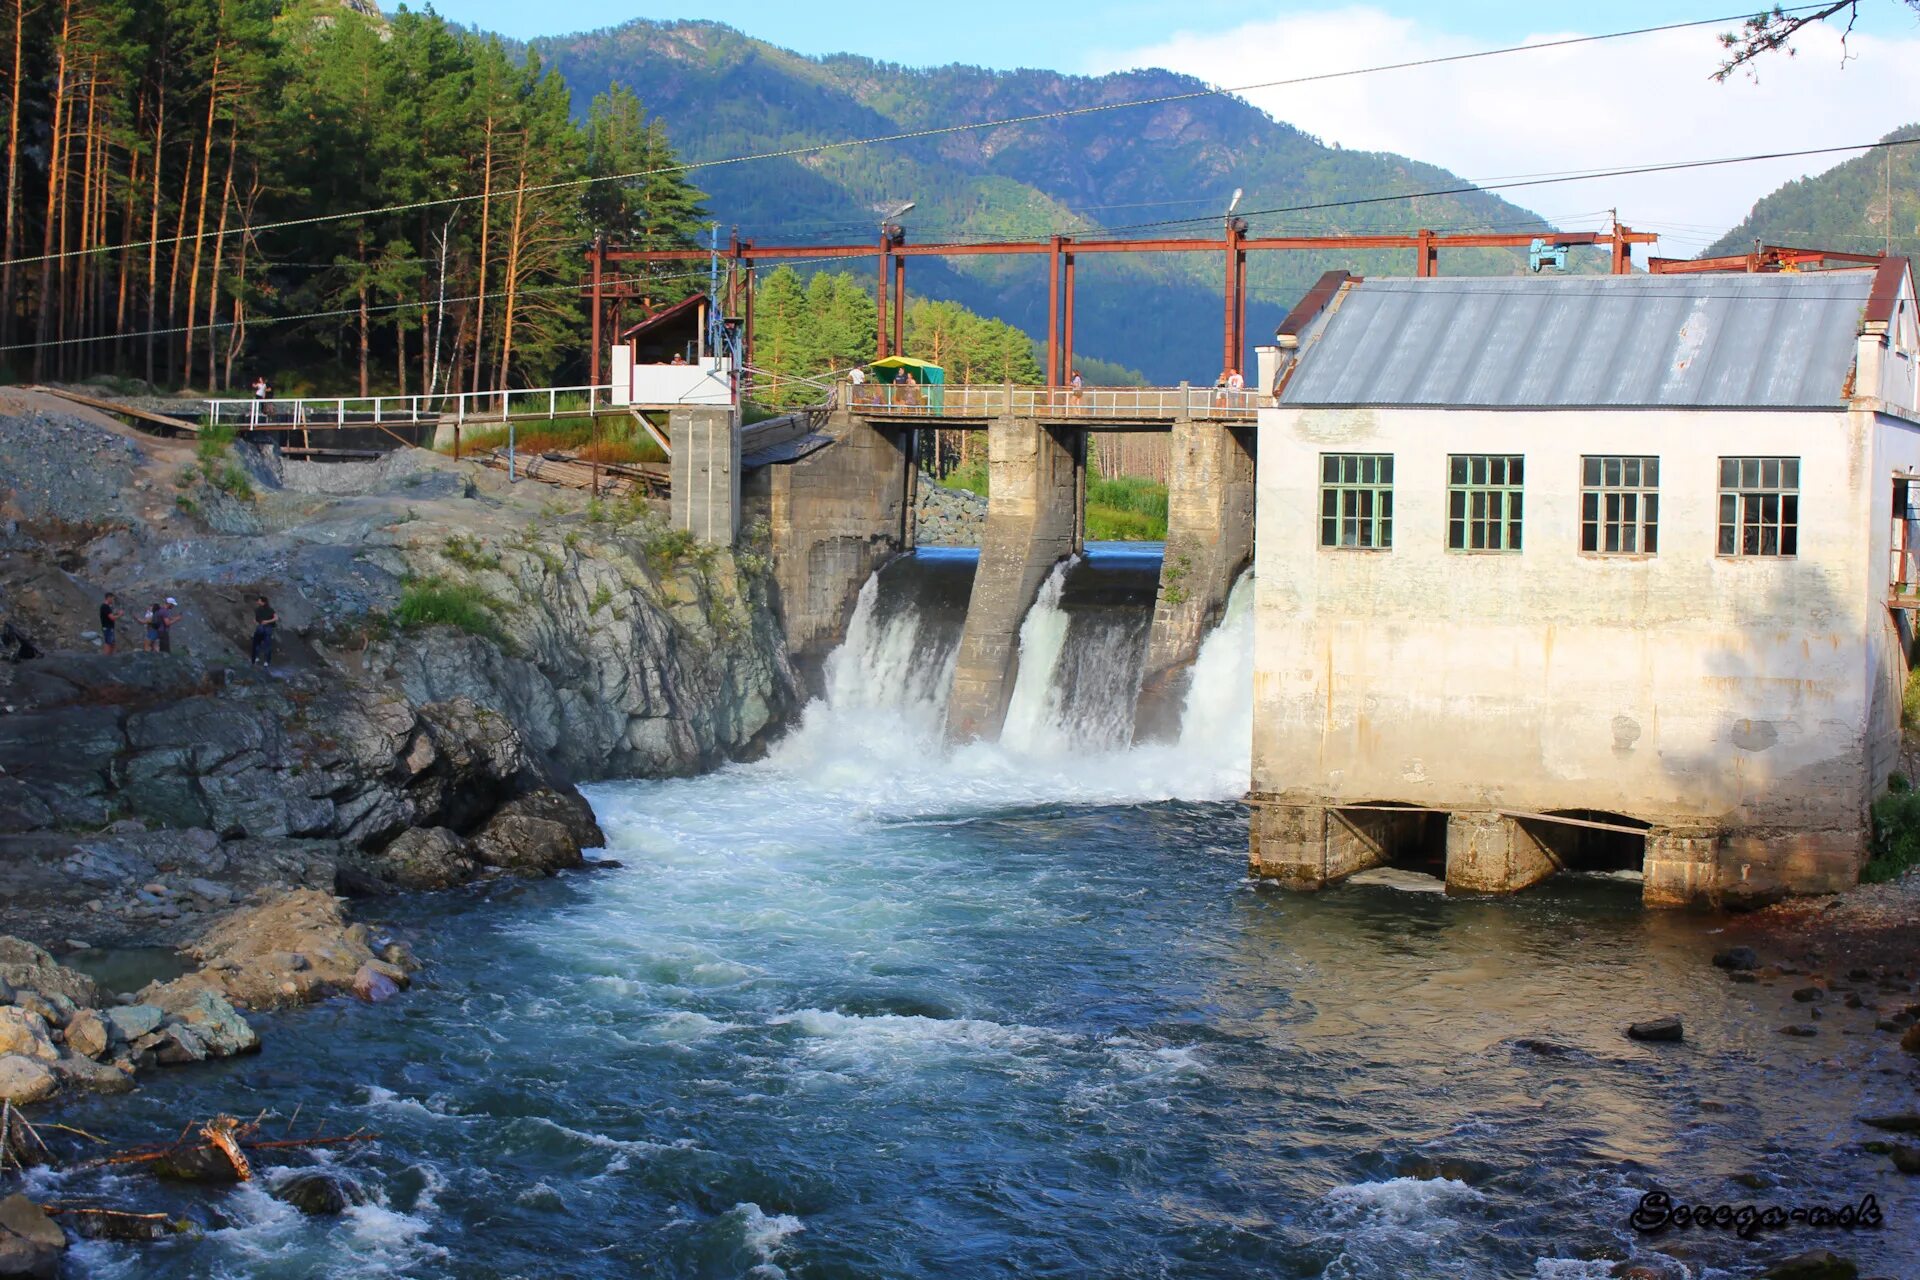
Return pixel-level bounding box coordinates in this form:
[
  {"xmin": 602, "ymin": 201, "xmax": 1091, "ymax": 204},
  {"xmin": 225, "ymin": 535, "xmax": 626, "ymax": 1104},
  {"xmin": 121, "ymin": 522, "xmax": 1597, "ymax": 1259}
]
[
  {"xmin": 1136, "ymin": 419, "xmax": 1255, "ymax": 739},
  {"xmin": 1251, "ymin": 265, "xmax": 1920, "ymax": 904},
  {"xmin": 749, "ymin": 409, "xmax": 914, "ymax": 683},
  {"xmin": 946, "ymin": 416, "xmax": 1084, "ymax": 742}
]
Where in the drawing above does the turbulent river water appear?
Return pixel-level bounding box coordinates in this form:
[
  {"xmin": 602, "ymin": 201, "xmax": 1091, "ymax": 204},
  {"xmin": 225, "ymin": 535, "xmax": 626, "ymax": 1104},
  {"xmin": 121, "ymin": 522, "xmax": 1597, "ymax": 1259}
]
[{"xmin": 31, "ymin": 546, "xmax": 1920, "ymax": 1279}]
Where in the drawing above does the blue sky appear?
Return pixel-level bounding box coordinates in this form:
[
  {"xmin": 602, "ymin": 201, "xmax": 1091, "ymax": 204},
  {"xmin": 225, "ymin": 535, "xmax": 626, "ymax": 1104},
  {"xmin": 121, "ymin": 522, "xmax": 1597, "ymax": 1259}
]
[{"xmin": 414, "ymin": 0, "xmax": 1914, "ymax": 67}]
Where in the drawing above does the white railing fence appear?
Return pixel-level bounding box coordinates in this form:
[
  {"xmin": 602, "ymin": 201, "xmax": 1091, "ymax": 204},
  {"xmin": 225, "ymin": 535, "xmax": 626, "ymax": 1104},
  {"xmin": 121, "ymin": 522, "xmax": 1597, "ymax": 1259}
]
[{"xmin": 206, "ymin": 384, "xmax": 615, "ymax": 429}]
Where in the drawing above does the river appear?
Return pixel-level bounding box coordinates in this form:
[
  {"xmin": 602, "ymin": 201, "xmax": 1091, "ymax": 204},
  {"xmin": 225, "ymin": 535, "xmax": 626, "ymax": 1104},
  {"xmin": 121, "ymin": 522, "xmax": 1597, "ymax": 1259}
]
[{"xmin": 28, "ymin": 548, "xmax": 1918, "ymax": 1278}]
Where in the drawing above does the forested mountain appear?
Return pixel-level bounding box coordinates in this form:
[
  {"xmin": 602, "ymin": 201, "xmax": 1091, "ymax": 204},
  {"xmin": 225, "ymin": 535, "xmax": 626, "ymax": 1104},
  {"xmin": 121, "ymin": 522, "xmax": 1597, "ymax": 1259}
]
[
  {"xmin": 0, "ymin": 0, "xmax": 707, "ymax": 394},
  {"xmin": 533, "ymin": 20, "xmax": 1566, "ymax": 383},
  {"xmin": 1707, "ymin": 125, "xmax": 1920, "ymax": 261}
]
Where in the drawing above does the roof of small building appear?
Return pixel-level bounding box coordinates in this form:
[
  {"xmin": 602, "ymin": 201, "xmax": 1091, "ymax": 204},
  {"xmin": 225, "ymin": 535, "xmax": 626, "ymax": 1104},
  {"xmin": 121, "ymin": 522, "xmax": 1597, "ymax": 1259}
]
[{"xmin": 1275, "ymin": 270, "xmax": 1880, "ymax": 410}]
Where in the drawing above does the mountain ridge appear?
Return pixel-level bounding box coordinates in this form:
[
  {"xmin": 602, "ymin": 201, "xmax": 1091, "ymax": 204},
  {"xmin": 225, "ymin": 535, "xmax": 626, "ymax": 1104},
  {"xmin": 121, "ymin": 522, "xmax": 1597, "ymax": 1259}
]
[{"xmin": 531, "ymin": 19, "xmax": 1569, "ymax": 380}]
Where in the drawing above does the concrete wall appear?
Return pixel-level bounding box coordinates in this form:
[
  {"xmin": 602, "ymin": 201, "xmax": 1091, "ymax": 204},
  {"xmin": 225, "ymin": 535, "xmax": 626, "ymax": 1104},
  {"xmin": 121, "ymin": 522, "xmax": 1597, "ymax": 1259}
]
[
  {"xmin": 1250, "ymin": 403, "xmax": 1920, "ymax": 902},
  {"xmin": 751, "ymin": 410, "xmax": 913, "ymax": 687},
  {"xmin": 668, "ymin": 406, "xmax": 740, "ymax": 545},
  {"xmin": 946, "ymin": 416, "xmax": 1085, "ymax": 742},
  {"xmin": 1136, "ymin": 420, "xmax": 1255, "ymax": 739}
]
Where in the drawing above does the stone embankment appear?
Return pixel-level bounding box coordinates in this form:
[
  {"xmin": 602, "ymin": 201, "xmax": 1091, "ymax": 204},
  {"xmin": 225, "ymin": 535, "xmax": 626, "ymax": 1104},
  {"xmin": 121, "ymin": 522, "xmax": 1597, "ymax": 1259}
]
[
  {"xmin": 0, "ymin": 388, "xmax": 797, "ymax": 1111},
  {"xmin": 914, "ymin": 477, "xmax": 986, "ymax": 546}
]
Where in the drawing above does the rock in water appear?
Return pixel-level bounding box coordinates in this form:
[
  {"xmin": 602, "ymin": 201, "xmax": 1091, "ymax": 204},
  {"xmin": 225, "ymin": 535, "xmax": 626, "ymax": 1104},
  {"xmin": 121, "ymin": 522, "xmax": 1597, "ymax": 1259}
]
[
  {"xmin": 351, "ymin": 964, "xmax": 399, "ymax": 1003},
  {"xmin": 1902, "ymin": 1023, "xmax": 1920, "ymax": 1054},
  {"xmin": 0, "ymin": 1232, "xmax": 57, "ymax": 1279},
  {"xmin": 1760, "ymin": 1249, "xmax": 1858, "ymax": 1279},
  {"xmin": 366, "ymin": 826, "xmax": 477, "ymax": 890},
  {"xmin": 0, "ymin": 1197, "xmax": 64, "ymax": 1252},
  {"xmin": 1892, "ymin": 1144, "xmax": 1920, "ymax": 1174},
  {"xmin": 1626, "ymin": 1017, "xmax": 1683, "ymax": 1043},
  {"xmin": 471, "ymin": 813, "xmax": 582, "ymax": 875},
  {"xmin": 1858, "ymin": 1113, "xmax": 1920, "ymax": 1133},
  {"xmin": 272, "ymin": 1169, "xmax": 370, "ymax": 1216},
  {"xmin": 1712, "ymin": 946, "xmax": 1760, "ymax": 970},
  {"xmin": 0, "ymin": 1056, "xmax": 56, "ymax": 1106},
  {"xmin": 152, "ymin": 1144, "xmax": 244, "ymax": 1183}
]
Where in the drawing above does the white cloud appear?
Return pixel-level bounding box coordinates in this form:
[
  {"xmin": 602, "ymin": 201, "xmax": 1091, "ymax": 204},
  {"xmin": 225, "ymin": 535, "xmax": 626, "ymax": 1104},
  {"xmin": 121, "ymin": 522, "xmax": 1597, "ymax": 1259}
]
[{"xmin": 1090, "ymin": 9, "xmax": 1920, "ymax": 258}]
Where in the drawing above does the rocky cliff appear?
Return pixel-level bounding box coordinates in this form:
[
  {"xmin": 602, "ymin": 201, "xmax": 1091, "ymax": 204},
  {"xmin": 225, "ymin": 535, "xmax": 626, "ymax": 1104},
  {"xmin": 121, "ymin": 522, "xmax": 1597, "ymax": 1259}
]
[{"xmin": 0, "ymin": 389, "xmax": 796, "ymax": 953}]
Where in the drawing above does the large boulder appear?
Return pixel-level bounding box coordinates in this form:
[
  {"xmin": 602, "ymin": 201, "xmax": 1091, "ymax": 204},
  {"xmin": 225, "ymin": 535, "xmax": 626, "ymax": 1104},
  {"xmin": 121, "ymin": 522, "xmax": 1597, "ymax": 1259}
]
[
  {"xmin": 0, "ymin": 1010, "xmax": 57, "ymax": 1063},
  {"xmin": 0, "ymin": 1193, "xmax": 64, "ymax": 1278},
  {"xmin": 0, "ymin": 1056, "xmax": 57, "ymax": 1106},
  {"xmin": 103, "ymin": 1004, "xmax": 163, "ymax": 1043},
  {"xmin": 471, "ymin": 813, "xmax": 583, "ymax": 876},
  {"xmin": 492, "ymin": 789, "xmax": 604, "ymax": 851},
  {"xmin": 133, "ymin": 983, "xmax": 258, "ymax": 1057},
  {"xmin": 0, "ymin": 937, "xmax": 98, "ymax": 1008},
  {"xmin": 63, "ymin": 1008, "xmax": 109, "ymax": 1060},
  {"xmin": 366, "ymin": 826, "xmax": 477, "ymax": 890}
]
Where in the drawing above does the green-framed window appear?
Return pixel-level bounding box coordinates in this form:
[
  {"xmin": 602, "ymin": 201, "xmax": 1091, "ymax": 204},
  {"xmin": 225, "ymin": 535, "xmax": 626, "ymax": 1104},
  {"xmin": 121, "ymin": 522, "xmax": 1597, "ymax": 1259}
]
[
  {"xmin": 1581, "ymin": 456, "xmax": 1659, "ymax": 554},
  {"xmin": 1319, "ymin": 453, "xmax": 1393, "ymax": 549},
  {"xmin": 1447, "ymin": 454, "xmax": 1524, "ymax": 552},
  {"xmin": 1717, "ymin": 457, "xmax": 1799, "ymax": 557}
]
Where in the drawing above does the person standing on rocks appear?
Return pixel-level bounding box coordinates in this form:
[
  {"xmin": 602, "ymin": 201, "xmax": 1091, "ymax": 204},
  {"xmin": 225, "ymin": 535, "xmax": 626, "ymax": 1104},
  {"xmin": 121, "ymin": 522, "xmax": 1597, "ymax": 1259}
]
[
  {"xmin": 99, "ymin": 591, "xmax": 121, "ymax": 655},
  {"xmin": 250, "ymin": 595, "xmax": 279, "ymax": 666},
  {"xmin": 142, "ymin": 601, "xmax": 164, "ymax": 653},
  {"xmin": 158, "ymin": 597, "xmax": 180, "ymax": 654}
]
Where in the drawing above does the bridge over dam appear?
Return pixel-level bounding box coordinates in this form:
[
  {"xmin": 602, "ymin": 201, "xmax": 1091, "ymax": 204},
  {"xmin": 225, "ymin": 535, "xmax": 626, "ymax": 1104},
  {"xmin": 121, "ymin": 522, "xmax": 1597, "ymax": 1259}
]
[{"xmin": 729, "ymin": 382, "xmax": 1258, "ymax": 743}]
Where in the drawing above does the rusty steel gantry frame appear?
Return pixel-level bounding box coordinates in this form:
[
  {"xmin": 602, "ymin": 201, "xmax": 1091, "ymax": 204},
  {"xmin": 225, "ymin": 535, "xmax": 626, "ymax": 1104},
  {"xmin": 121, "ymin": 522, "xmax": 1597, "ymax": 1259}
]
[{"xmin": 587, "ymin": 223, "xmax": 1659, "ymax": 388}]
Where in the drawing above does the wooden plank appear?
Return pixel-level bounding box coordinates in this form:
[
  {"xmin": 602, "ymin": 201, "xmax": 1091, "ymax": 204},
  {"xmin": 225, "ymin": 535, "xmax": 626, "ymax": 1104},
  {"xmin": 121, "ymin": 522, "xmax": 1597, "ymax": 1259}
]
[
  {"xmin": 1498, "ymin": 809, "xmax": 1651, "ymax": 837},
  {"xmin": 27, "ymin": 385, "xmax": 199, "ymax": 434}
]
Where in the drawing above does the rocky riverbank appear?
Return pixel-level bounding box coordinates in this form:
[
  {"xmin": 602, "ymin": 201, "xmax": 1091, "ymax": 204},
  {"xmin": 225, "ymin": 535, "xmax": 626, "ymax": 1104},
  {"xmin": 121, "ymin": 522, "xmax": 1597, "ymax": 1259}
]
[{"xmin": 0, "ymin": 387, "xmax": 798, "ymax": 1115}]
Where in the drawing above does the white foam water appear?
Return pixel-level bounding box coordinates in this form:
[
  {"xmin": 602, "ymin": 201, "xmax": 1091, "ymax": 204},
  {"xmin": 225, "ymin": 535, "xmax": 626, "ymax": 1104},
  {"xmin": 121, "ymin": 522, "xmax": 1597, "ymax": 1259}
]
[{"xmin": 758, "ymin": 561, "xmax": 1254, "ymax": 816}]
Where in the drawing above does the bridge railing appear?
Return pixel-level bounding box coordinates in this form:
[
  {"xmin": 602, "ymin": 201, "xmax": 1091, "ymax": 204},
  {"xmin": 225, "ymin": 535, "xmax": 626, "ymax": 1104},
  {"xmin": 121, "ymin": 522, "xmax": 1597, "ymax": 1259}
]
[
  {"xmin": 844, "ymin": 382, "xmax": 1269, "ymax": 420},
  {"xmin": 206, "ymin": 384, "xmax": 615, "ymax": 429}
]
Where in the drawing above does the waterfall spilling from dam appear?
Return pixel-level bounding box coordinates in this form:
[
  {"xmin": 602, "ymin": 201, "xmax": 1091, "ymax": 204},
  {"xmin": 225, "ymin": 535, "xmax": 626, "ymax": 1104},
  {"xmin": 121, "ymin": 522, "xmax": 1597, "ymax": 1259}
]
[{"xmin": 783, "ymin": 545, "xmax": 1251, "ymax": 802}]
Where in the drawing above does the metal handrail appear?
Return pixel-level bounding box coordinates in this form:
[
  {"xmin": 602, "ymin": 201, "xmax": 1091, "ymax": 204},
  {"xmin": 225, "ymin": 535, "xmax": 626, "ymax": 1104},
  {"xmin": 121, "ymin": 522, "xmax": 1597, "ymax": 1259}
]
[{"xmin": 206, "ymin": 384, "xmax": 616, "ymax": 429}]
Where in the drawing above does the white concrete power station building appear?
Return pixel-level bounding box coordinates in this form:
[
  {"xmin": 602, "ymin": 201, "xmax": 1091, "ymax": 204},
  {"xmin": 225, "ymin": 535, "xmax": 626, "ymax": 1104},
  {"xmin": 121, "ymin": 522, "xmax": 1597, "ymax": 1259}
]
[{"xmin": 1249, "ymin": 259, "xmax": 1920, "ymax": 905}]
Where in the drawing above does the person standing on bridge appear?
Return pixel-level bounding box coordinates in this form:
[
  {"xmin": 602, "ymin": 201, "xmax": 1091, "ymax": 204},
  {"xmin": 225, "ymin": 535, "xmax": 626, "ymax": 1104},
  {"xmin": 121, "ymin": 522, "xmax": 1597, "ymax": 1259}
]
[
  {"xmin": 1226, "ymin": 368, "xmax": 1245, "ymax": 405},
  {"xmin": 1070, "ymin": 369, "xmax": 1085, "ymax": 412}
]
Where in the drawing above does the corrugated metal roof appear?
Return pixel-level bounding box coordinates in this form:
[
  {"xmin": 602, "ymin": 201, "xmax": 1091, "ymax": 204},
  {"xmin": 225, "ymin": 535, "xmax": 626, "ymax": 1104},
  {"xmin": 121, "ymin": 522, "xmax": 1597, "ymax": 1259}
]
[{"xmin": 1277, "ymin": 272, "xmax": 1875, "ymax": 409}]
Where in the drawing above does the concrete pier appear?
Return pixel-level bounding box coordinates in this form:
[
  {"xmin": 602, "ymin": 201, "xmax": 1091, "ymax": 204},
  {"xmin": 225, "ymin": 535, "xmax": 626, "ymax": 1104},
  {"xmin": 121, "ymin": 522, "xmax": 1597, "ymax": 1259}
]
[
  {"xmin": 945, "ymin": 415, "xmax": 1085, "ymax": 742},
  {"xmin": 1135, "ymin": 418, "xmax": 1254, "ymax": 739},
  {"xmin": 1444, "ymin": 812, "xmax": 1557, "ymax": 893},
  {"xmin": 668, "ymin": 405, "xmax": 741, "ymax": 545},
  {"xmin": 749, "ymin": 409, "xmax": 915, "ymax": 685}
]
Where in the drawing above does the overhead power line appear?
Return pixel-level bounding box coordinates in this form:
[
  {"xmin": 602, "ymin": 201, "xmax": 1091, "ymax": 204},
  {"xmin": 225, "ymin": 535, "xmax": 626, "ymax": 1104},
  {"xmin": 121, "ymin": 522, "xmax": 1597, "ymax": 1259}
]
[{"xmin": 0, "ymin": 4, "xmax": 1842, "ymax": 272}]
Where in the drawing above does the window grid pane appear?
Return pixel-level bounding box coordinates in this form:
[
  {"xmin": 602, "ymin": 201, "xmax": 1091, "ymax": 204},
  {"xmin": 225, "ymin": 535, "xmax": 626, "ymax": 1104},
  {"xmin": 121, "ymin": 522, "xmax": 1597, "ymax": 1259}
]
[
  {"xmin": 1718, "ymin": 456, "xmax": 1799, "ymax": 559},
  {"xmin": 1319, "ymin": 453, "xmax": 1394, "ymax": 550},
  {"xmin": 1446, "ymin": 454, "xmax": 1524, "ymax": 552},
  {"xmin": 1580, "ymin": 455, "xmax": 1660, "ymax": 556}
]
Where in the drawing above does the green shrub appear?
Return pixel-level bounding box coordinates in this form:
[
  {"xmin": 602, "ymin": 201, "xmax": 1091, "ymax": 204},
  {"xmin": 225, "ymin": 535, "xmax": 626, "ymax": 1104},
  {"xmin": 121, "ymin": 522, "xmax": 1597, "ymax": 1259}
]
[
  {"xmin": 1867, "ymin": 774, "xmax": 1920, "ymax": 883},
  {"xmin": 941, "ymin": 461, "xmax": 988, "ymax": 498},
  {"xmin": 642, "ymin": 526, "xmax": 699, "ymax": 574},
  {"xmin": 1904, "ymin": 667, "xmax": 1920, "ymax": 731},
  {"xmin": 395, "ymin": 578, "xmax": 505, "ymax": 644},
  {"xmin": 442, "ymin": 534, "xmax": 502, "ymax": 571}
]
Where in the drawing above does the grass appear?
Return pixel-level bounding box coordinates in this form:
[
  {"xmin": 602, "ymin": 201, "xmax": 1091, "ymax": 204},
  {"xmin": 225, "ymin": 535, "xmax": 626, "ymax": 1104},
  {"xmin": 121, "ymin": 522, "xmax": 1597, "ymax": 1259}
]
[
  {"xmin": 441, "ymin": 397, "xmax": 667, "ymax": 467},
  {"xmin": 190, "ymin": 422, "xmax": 254, "ymax": 500},
  {"xmin": 931, "ymin": 465, "xmax": 1169, "ymax": 540},
  {"xmin": 1868, "ymin": 773, "xmax": 1920, "ymax": 883},
  {"xmin": 1087, "ymin": 475, "xmax": 1168, "ymax": 541},
  {"xmin": 395, "ymin": 578, "xmax": 506, "ymax": 645},
  {"xmin": 442, "ymin": 534, "xmax": 501, "ymax": 572}
]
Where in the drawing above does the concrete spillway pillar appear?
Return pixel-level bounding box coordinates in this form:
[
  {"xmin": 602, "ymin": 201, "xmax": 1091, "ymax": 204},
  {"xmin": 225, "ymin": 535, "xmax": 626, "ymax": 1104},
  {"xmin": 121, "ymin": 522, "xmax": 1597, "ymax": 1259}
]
[
  {"xmin": 1444, "ymin": 812, "xmax": 1558, "ymax": 893},
  {"xmin": 1249, "ymin": 802, "xmax": 1393, "ymax": 888},
  {"xmin": 1135, "ymin": 419, "xmax": 1255, "ymax": 740},
  {"xmin": 668, "ymin": 405, "xmax": 741, "ymax": 545},
  {"xmin": 945, "ymin": 415, "xmax": 1085, "ymax": 742},
  {"xmin": 751, "ymin": 409, "xmax": 914, "ymax": 687}
]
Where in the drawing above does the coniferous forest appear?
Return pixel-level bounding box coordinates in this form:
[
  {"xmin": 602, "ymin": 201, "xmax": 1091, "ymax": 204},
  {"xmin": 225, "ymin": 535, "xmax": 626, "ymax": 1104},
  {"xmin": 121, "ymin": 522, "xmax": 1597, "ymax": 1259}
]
[{"xmin": 0, "ymin": 0, "xmax": 709, "ymax": 395}]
